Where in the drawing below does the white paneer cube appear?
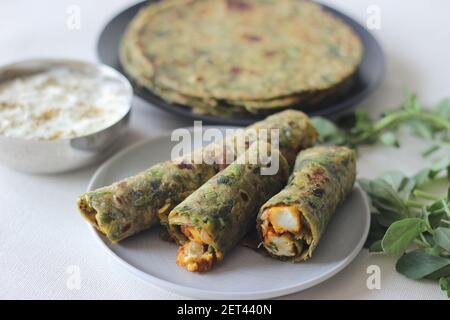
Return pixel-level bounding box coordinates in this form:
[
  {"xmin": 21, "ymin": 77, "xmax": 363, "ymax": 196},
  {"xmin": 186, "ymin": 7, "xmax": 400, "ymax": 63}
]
[
  {"xmin": 265, "ymin": 232, "xmax": 296, "ymax": 257},
  {"xmin": 268, "ymin": 206, "xmax": 301, "ymax": 233}
]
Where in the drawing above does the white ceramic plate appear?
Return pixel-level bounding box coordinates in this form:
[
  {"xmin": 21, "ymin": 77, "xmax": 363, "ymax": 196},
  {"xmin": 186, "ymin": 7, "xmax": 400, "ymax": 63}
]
[{"xmin": 86, "ymin": 127, "xmax": 371, "ymax": 299}]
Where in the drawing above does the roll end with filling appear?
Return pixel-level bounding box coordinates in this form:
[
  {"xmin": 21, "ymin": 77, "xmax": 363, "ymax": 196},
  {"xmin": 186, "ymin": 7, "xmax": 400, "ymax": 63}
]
[
  {"xmin": 260, "ymin": 206, "xmax": 307, "ymax": 258},
  {"xmin": 174, "ymin": 225, "xmax": 217, "ymax": 272},
  {"xmin": 176, "ymin": 242, "xmax": 214, "ymax": 272},
  {"xmin": 257, "ymin": 146, "xmax": 356, "ymax": 262}
]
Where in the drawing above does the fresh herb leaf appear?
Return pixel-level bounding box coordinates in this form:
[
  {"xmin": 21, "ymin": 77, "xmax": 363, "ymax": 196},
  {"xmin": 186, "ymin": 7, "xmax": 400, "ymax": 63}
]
[
  {"xmin": 396, "ymin": 250, "xmax": 450, "ymax": 280},
  {"xmin": 314, "ymin": 91, "xmax": 450, "ymax": 297},
  {"xmin": 439, "ymin": 277, "xmax": 450, "ymax": 298},
  {"xmin": 434, "ymin": 227, "xmax": 450, "ymax": 252},
  {"xmin": 422, "ymin": 145, "xmax": 441, "ymax": 157},
  {"xmin": 414, "ymin": 169, "xmax": 433, "ymax": 186},
  {"xmin": 362, "ymin": 179, "xmax": 410, "ymax": 218},
  {"xmin": 369, "ymin": 240, "xmax": 383, "ymax": 253},
  {"xmin": 313, "ymin": 91, "xmax": 450, "ymax": 150},
  {"xmin": 426, "ymin": 265, "xmax": 450, "ymax": 280},
  {"xmin": 430, "ymin": 156, "xmax": 450, "ymax": 178},
  {"xmin": 311, "ymin": 117, "xmax": 345, "ymax": 145},
  {"xmin": 409, "ymin": 121, "xmax": 434, "ymax": 140},
  {"xmin": 379, "ymin": 171, "xmax": 407, "ymax": 191},
  {"xmin": 380, "ymin": 171, "xmax": 416, "ymax": 200},
  {"xmin": 365, "ymin": 213, "xmax": 388, "ymax": 248},
  {"xmin": 379, "ymin": 131, "xmax": 399, "ymax": 147},
  {"xmin": 381, "ymin": 218, "xmax": 426, "ymax": 256},
  {"xmin": 435, "ymin": 98, "xmax": 450, "ymax": 119}
]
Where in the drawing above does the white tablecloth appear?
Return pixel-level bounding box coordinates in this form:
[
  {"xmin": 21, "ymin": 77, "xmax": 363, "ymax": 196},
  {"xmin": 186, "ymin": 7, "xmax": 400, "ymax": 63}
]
[{"xmin": 0, "ymin": 0, "xmax": 448, "ymax": 299}]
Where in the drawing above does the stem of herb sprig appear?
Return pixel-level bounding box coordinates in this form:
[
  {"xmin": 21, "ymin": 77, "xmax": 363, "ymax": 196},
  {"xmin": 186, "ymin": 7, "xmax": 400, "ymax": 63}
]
[
  {"xmin": 419, "ymin": 232, "xmax": 432, "ymax": 247},
  {"xmin": 413, "ymin": 238, "xmax": 431, "ymax": 248},
  {"xmin": 432, "ymin": 208, "xmax": 450, "ymax": 217},
  {"xmin": 413, "ymin": 189, "xmax": 441, "ymax": 201},
  {"xmin": 375, "ymin": 111, "xmax": 450, "ymax": 131},
  {"xmin": 410, "ymin": 190, "xmax": 450, "ymax": 217},
  {"xmin": 348, "ymin": 110, "xmax": 450, "ymax": 146},
  {"xmin": 405, "ymin": 199, "xmax": 425, "ymax": 208},
  {"xmin": 339, "ymin": 93, "xmax": 450, "ymax": 297}
]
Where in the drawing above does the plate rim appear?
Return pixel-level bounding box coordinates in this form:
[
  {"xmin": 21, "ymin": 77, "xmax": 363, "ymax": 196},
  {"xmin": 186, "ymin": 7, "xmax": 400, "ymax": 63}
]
[
  {"xmin": 85, "ymin": 128, "xmax": 371, "ymax": 299},
  {"xmin": 96, "ymin": 0, "xmax": 385, "ymax": 126}
]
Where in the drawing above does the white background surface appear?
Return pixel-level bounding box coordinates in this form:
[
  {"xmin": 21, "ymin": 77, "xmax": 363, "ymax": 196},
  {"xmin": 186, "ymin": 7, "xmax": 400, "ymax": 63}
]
[{"xmin": 0, "ymin": 0, "xmax": 449, "ymax": 300}]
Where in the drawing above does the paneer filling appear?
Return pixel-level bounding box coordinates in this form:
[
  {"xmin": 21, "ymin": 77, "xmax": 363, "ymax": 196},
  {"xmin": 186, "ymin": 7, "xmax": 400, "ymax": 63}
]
[
  {"xmin": 260, "ymin": 206, "xmax": 306, "ymax": 257},
  {"xmin": 176, "ymin": 226, "xmax": 215, "ymax": 272}
]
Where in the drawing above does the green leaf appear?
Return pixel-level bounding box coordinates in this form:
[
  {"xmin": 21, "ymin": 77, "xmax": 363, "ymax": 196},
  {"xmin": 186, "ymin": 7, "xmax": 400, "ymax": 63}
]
[
  {"xmin": 403, "ymin": 91, "xmax": 422, "ymax": 111},
  {"xmin": 422, "ymin": 145, "xmax": 441, "ymax": 157},
  {"xmin": 379, "ymin": 131, "xmax": 399, "ymax": 147},
  {"xmin": 381, "ymin": 218, "xmax": 426, "ymax": 255},
  {"xmin": 426, "ymin": 265, "xmax": 450, "ymax": 280},
  {"xmin": 318, "ymin": 91, "xmax": 450, "ymax": 149},
  {"xmin": 311, "ymin": 117, "xmax": 345, "ymax": 145},
  {"xmin": 396, "ymin": 250, "xmax": 450, "ymax": 280},
  {"xmin": 430, "ymin": 156, "xmax": 450, "ymax": 178},
  {"xmin": 442, "ymin": 199, "xmax": 450, "ymax": 218},
  {"xmin": 440, "ymin": 276, "xmax": 450, "ymax": 290},
  {"xmin": 414, "ymin": 168, "xmax": 432, "ymax": 186},
  {"xmin": 426, "ymin": 210, "xmax": 446, "ymax": 230},
  {"xmin": 434, "ymin": 98, "xmax": 450, "ymax": 119},
  {"xmin": 439, "ymin": 277, "xmax": 450, "ymax": 298},
  {"xmin": 353, "ymin": 110, "xmax": 373, "ymax": 132},
  {"xmin": 379, "ymin": 171, "xmax": 416, "ymax": 200},
  {"xmin": 409, "ymin": 121, "xmax": 434, "ymax": 140},
  {"xmin": 367, "ymin": 179, "xmax": 410, "ymax": 217},
  {"xmin": 424, "ymin": 245, "xmax": 444, "ymax": 256},
  {"xmin": 434, "ymin": 227, "xmax": 450, "ymax": 252},
  {"xmin": 376, "ymin": 209, "xmax": 404, "ymax": 227},
  {"xmin": 369, "ymin": 240, "xmax": 383, "ymax": 253},
  {"xmin": 428, "ymin": 200, "xmax": 445, "ymax": 212},
  {"xmin": 365, "ymin": 214, "xmax": 387, "ymax": 248},
  {"xmin": 362, "ymin": 177, "xmax": 412, "ymax": 227},
  {"xmin": 380, "ymin": 171, "xmax": 405, "ymax": 191},
  {"xmin": 398, "ymin": 179, "xmax": 417, "ymax": 200},
  {"xmin": 358, "ymin": 178, "xmax": 371, "ymax": 194}
]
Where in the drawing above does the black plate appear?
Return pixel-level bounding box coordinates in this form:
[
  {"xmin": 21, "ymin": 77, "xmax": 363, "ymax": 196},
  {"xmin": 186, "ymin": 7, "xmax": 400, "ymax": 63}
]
[{"xmin": 97, "ymin": 0, "xmax": 384, "ymax": 125}]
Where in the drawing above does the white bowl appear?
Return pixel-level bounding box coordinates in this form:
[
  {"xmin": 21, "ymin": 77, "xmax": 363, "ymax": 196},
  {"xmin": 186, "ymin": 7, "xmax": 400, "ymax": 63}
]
[{"xmin": 0, "ymin": 59, "xmax": 133, "ymax": 174}]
